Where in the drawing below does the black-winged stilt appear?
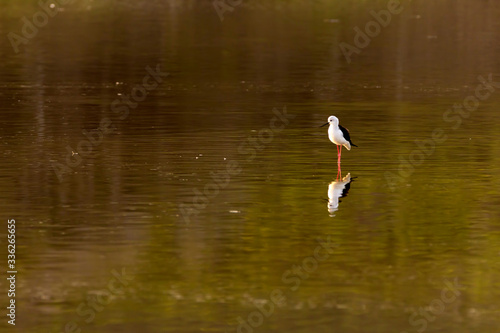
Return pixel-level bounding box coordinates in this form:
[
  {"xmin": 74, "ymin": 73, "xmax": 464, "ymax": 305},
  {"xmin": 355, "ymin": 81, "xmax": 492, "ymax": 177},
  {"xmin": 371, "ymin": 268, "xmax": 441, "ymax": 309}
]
[{"xmin": 321, "ymin": 115, "xmax": 357, "ymax": 166}]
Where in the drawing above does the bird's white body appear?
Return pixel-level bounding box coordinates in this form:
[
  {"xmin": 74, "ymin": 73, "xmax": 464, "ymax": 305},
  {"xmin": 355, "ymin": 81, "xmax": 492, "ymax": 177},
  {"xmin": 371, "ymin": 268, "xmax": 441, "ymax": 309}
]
[{"xmin": 327, "ymin": 116, "xmax": 351, "ymax": 150}]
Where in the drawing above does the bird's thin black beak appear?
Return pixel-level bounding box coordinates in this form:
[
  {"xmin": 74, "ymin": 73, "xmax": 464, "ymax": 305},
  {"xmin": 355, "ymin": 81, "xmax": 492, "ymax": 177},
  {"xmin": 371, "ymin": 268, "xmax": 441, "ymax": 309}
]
[{"xmin": 320, "ymin": 122, "xmax": 329, "ymax": 128}]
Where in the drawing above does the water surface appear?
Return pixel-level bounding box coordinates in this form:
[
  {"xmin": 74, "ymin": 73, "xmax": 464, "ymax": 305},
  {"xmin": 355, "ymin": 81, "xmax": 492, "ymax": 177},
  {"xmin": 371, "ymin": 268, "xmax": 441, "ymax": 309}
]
[{"xmin": 1, "ymin": 1, "xmax": 500, "ymax": 332}]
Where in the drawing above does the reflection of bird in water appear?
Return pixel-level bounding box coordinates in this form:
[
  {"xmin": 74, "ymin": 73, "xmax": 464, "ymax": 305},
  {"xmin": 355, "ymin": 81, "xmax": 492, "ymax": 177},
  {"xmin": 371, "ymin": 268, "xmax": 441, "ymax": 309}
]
[
  {"xmin": 327, "ymin": 173, "xmax": 353, "ymax": 216},
  {"xmin": 321, "ymin": 116, "xmax": 357, "ymax": 169}
]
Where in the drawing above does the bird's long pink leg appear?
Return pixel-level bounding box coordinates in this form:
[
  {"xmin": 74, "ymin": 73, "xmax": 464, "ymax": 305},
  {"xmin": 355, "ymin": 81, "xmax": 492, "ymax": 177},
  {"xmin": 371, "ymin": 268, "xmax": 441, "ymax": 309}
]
[{"xmin": 337, "ymin": 155, "xmax": 341, "ymax": 177}]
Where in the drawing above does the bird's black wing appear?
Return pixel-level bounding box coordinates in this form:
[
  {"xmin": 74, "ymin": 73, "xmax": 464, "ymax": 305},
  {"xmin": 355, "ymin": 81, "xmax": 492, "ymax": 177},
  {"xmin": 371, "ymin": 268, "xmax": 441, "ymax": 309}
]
[{"xmin": 338, "ymin": 124, "xmax": 358, "ymax": 147}]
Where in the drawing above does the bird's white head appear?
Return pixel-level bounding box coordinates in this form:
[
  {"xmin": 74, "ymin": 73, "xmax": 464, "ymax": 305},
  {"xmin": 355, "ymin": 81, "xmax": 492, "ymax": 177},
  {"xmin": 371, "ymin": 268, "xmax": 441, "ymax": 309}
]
[{"xmin": 327, "ymin": 115, "xmax": 339, "ymax": 126}]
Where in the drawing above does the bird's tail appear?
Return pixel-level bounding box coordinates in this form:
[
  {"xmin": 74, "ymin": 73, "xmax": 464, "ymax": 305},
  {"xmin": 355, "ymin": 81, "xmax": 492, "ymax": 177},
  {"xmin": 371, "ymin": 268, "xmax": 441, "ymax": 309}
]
[{"xmin": 351, "ymin": 143, "xmax": 358, "ymax": 147}]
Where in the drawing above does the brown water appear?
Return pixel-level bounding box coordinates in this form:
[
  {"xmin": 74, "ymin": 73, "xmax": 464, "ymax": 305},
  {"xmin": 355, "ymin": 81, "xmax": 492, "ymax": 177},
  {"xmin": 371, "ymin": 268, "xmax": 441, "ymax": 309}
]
[{"xmin": 1, "ymin": 1, "xmax": 500, "ymax": 332}]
